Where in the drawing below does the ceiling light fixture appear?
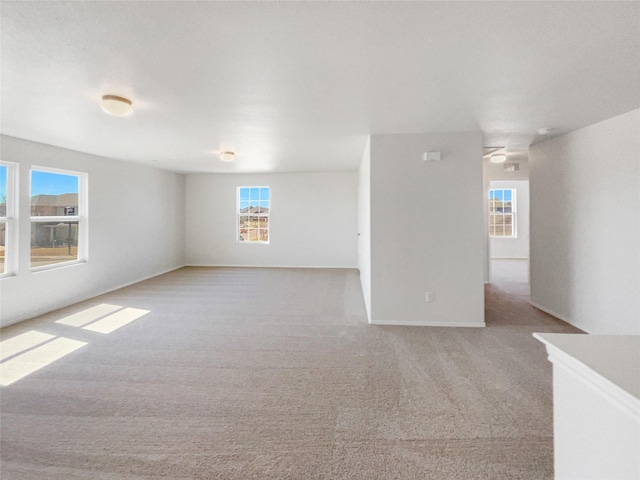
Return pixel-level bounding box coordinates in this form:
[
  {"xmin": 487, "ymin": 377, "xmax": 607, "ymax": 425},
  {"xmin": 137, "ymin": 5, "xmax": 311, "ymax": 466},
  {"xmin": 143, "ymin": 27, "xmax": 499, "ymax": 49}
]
[
  {"xmin": 537, "ymin": 127, "xmax": 554, "ymax": 135},
  {"xmin": 219, "ymin": 151, "xmax": 235, "ymax": 162},
  {"xmin": 100, "ymin": 95, "xmax": 133, "ymax": 116},
  {"xmin": 490, "ymin": 154, "xmax": 507, "ymax": 163}
]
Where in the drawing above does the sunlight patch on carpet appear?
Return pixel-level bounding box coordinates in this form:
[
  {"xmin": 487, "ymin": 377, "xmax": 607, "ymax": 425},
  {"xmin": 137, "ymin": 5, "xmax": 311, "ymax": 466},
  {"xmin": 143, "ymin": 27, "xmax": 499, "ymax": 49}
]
[
  {"xmin": 82, "ymin": 307, "xmax": 150, "ymax": 334},
  {"xmin": 0, "ymin": 337, "xmax": 87, "ymax": 386},
  {"xmin": 55, "ymin": 303, "xmax": 124, "ymax": 327},
  {"xmin": 0, "ymin": 330, "xmax": 56, "ymax": 361}
]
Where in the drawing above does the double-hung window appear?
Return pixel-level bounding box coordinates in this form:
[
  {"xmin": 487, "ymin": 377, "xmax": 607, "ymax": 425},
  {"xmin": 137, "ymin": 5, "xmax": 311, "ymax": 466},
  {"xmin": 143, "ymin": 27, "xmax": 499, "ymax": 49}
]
[
  {"xmin": 0, "ymin": 162, "xmax": 17, "ymax": 276},
  {"xmin": 489, "ymin": 188, "xmax": 516, "ymax": 237},
  {"xmin": 237, "ymin": 187, "xmax": 270, "ymax": 243},
  {"xmin": 30, "ymin": 167, "xmax": 88, "ymax": 270}
]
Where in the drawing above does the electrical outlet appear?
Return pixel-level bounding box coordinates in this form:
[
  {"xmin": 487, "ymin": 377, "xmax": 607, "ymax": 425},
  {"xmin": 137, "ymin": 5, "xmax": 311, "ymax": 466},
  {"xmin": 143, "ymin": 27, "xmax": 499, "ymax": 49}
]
[{"xmin": 425, "ymin": 292, "xmax": 435, "ymax": 303}]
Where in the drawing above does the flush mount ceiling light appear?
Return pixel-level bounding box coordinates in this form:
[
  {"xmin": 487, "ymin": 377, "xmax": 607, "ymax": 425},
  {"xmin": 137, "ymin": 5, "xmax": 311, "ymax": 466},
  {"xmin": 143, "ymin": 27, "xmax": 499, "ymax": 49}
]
[
  {"xmin": 100, "ymin": 95, "xmax": 133, "ymax": 116},
  {"xmin": 219, "ymin": 151, "xmax": 235, "ymax": 162},
  {"xmin": 490, "ymin": 154, "xmax": 507, "ymax": 163},
  {"xmin": 537, "ymin": 127, "xmax": 554, "ymax": 135}
]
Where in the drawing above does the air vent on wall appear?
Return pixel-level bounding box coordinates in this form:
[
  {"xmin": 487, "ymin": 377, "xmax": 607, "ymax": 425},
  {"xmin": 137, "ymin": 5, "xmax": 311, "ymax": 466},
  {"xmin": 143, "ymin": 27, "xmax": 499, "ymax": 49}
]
[{"xmin": 503, "ymin": 162, "xmax": 519, "ymax": 172}]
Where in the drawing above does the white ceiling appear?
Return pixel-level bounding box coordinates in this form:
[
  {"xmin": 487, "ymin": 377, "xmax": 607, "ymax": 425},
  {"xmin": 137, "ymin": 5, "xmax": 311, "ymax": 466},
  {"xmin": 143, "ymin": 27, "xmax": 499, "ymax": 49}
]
[{"xmin": 1, "ymin": 1, "xmax": 638, "ymax": 173}]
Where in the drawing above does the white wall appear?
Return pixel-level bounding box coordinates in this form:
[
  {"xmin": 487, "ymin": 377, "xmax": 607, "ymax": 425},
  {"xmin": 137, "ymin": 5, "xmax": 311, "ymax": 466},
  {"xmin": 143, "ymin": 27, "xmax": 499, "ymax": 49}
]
[
  {"xmin": 529, "ymin": 109, "xmax": 640, "ymax": 334},
  {"xmin": 358, "ymin": 138, "xmax": 371, "ymax": 322},
  {"xmin": 489, "ymin": 180, "xmax": 530, "ymax": 259},
  {"xmin": 0, "ymin": 135, "xmax": 185, "ymax": 327},
  {"xmin": 185, "ymin": 172, "xmax": 358, "ymax": 268},
  {"xmin": 369, "ymin": 132, "xmax": 485, "ymax": 326}
]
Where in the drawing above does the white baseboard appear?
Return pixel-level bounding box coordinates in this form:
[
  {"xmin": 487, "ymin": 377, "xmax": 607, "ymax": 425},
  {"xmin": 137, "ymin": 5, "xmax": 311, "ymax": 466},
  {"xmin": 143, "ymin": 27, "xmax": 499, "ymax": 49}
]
[
  {"xmin": 370, "ymin": 319, "xmax": 486, "ymax": 328},
  {"xmin": 89, "ymin": 264, "xmax": 186, "ymax": 297},
  {"xmin": 2, "ymin": 264, "xmax": 186, "ymax": 328},
  {"xmin": 529, "ymin": 301, "xmax": 571, "ymax": 324},
  {"xmin": 185, "ymin": 263, "xmax": 358, "ymax": 270}
]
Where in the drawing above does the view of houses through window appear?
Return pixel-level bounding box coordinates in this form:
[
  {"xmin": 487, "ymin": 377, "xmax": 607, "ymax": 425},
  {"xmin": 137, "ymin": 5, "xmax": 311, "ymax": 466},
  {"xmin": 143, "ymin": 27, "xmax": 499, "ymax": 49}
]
[
  {"xmin": 238, "ymin": 187, "xmax": 270, "ymax": 243},
  {"xmin": 31, "ymin": 168, "xmax": 85, "ymax": 268},
  {"xmin": 489, "ymin": 188, "xmax": 516, "ymax": 237}
]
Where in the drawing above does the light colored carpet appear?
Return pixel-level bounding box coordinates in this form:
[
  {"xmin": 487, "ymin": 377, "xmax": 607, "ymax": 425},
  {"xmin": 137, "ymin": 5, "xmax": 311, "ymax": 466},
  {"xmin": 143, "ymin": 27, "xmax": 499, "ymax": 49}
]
[{"xmin": 1, "ymin": 266, "xmax": 581, "ymax": 479}]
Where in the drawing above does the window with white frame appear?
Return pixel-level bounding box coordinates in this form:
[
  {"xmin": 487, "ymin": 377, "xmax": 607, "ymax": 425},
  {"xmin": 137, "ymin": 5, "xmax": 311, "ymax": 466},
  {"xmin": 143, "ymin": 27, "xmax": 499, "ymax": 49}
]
[
  {"xmin": 30, "ymin": 167, "xmax": 88, "ymax": 269},
  {"xmin": 0, "ymin": 162, "xmax": 17, "ymax": 277},
  {"xmin": 489, "ymin": 188, "xmax": 516, "ymax": 237},
  {"xmin": 237, "ymin": 187, "xmax": 270, "ymax": 243}
]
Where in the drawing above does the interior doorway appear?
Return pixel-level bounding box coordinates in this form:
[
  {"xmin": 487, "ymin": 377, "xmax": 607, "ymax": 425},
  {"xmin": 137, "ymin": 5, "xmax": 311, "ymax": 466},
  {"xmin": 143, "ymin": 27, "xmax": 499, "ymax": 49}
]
[
  {"xmin": 482, "ymin": 149, "xmax": 531, "ymax": 290},
  {"xmin": 488, "ymin": 180, "xmax": 530, "ymax": 286}
]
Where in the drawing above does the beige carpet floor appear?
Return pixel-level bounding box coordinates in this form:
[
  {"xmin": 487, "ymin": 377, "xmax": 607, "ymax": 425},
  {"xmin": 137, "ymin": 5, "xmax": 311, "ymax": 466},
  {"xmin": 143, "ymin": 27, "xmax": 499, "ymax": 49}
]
[{"xmin": 1, "ymin": 265, "xmax": 581, "ymax": 479}]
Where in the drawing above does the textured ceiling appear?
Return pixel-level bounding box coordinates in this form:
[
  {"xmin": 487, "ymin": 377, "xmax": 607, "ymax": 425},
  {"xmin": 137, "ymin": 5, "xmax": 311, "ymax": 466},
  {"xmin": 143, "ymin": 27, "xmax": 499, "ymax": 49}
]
[{"xmin": 1, "ymin": 1, "xmax": 638, "ymax": 173}]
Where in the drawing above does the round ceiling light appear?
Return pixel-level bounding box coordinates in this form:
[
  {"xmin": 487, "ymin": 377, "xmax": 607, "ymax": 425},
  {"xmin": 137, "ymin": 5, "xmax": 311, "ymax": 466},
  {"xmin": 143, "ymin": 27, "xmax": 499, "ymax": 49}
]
[
  {"xmin": 100, "ymin": 95, "xmax": 133, "ymax": 116},
  {"xmin": 219, "ymin": 151, "xmax": 235, "ymax": 162},
  {"xmin": 490, "ymin": 154, "xmax": 507, "ymax": 163}
]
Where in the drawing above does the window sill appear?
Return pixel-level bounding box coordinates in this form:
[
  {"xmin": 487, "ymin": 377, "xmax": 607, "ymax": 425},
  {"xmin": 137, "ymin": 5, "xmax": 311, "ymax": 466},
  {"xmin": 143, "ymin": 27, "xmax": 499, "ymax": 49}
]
[{"xmin": 31, "ymin": 259, "xmax": 87, "ymax": 274}]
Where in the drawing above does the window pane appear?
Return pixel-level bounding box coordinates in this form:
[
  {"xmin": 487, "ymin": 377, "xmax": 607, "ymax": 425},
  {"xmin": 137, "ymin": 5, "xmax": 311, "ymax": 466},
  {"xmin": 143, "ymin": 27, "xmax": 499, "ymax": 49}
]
[
  {"xmin": 489, "ymin": 189, "xmax": 516, "ymax": 236},
  {"xmin": 31, "ymin": 221, "xmax": 78, "ymax": 268},
  {"xmin": 31, "ymin": 171, "xmax": 79, "ymax": 217},
  {"xmin": 0, "ymin": 222, "xmax": 5, "ymax": 274},
  {"xmin": 239, "ymin": 215, "xmax": 248, "ymax": 241},
  {"xmin": 0, "ymin": 166, "xmax": 6, "ymax": 218},
  {"xmin": 238, "ymin": 186, "xmax": 269, "ymax": 243}
]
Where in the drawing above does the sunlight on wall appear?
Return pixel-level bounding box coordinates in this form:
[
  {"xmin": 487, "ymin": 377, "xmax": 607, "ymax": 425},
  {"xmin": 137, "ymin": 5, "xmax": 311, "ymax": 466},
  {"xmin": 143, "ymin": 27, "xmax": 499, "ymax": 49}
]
[{"xmin": 0, "ymin": 303, "xmax": 151, "ymax": 386}]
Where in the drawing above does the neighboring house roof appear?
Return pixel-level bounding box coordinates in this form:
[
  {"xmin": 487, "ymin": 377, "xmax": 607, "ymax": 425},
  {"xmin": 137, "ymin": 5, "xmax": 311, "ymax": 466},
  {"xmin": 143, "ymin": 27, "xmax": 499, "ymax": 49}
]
[{"xmin": 31, "ymin": 193, "xmax": 78, "ymax": 207}]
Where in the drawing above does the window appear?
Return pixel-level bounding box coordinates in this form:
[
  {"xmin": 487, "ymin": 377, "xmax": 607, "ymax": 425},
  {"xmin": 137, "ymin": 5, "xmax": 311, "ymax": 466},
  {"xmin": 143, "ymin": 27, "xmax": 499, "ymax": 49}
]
[
  {"xmin": 237, "ymin": 187, "xmax": 270, "ymax": 243},
  {"xmin": 0, "ymin": 162, "xmax": 17, "ymax": 277},
  {"xmin": 30, "ymin": 167, "xmax": 87, "ymax": 269},
  {"xmin": 489, "ymin": 188, "xmax": 516, "ymax": 237}
]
